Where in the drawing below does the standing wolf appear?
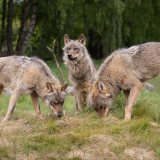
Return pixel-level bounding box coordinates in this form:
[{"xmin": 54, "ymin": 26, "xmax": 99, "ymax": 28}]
[
  {"xmin": 0, "ymin": 56, "xmax": 68, "ymax": 121},
  {"xmin": 63, "ymin": 34, "xmax": 96, "ymax": 110},
  {"xmin": 84, "ymin": 42, "xmax": 160, "ymax": 121}
]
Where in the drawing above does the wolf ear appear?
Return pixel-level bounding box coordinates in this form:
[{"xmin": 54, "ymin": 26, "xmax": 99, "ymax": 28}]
[
  {"xmin": 97, "ymin": 81, "xmax": 110, "ymax": 98},
  {"xmin": 64, "ymin": 34, "xmax": 71, "ymax": 46},
  {"xmin": 84, "ymin": 82, "xmax": 92, "ymax": 93},
  {"xmin": 46, "ymin": 82, "xmax": 53, "ymax": 93},
  {"xmin": 60, "ymin": 83, "xmax": 68, "ymax": 92},
  {"xmin": 78, "ymin": 34, "xmax": 86, "ymax": 46},
  {"xmin": 97, "ymin": 81, "xmax": 106, "ymax": 91}
]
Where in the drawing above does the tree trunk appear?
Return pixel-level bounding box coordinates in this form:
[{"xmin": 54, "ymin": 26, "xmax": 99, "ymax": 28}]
[
  {"xmin": 38, "ymin": 19, "xmax": 47, "ymax": 58},
  {"xmin": 18, "ymin": 4, "xmax": 37, "ymax": 55},
  {"xmin": 16, "ymin": 0, "xmax": 31, "ymax": 55},
  {"xmin": 0, "ymin": 0, "xmax": 7, "ymax": 51},
  {"xmin": 7, "ymin": 0, "xmax": 14, "ymax": 55}
]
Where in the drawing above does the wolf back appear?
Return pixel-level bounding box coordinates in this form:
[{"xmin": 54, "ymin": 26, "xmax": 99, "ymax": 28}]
[
  {"xmin": 0, "ymin": 56, "xmax": 68, "ymax": 121},
  {"xmin": 84, "ymin": 42, "xmax": 160, "ymax": 121}
]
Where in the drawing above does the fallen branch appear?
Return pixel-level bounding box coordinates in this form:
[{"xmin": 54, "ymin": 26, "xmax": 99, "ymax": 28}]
[{"xmin": 47, "ymin": 39, "xmax": 64, "ymax": 84}]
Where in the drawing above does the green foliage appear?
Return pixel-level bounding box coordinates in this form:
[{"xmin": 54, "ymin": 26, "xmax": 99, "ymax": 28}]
[
  {"xmin": 47, "ymin": 121, "xmax": 60, "ymax": 134},
  {"xmin": 0, "ymin": 146, "xmax": 9, "ymax": 158},
  {"xmin": 110, "ymin": 92, "xmax": 125, "ymax": 119},
  {"xmin": 17, "ymin": 95, "xmax": 27, "ymax": 103},
  {"xmin": 129, "ymin": 118, "xmax": 151, "ymax": 134},
  {"xmin": 3, "ymin": 0, "xmax": 159, "ymax": 59}
]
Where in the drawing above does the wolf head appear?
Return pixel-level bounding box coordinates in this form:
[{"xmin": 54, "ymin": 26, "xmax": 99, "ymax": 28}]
[
  {"xmin": 63, "ymin": 34, "xmax": 86, "ymax": 61},
  {"xmin": 42, "ymin": 82, "xmax": 68, "ymax": 117},
  {"xmin": 84, "ymin": 81, "xmax": 113, "ymax": 118}
]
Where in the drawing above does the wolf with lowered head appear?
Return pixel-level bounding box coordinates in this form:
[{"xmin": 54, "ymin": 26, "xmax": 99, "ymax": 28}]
[
  {"xmin": 63, "ymin": 34, "xmax": 96, "ymax": 110},
  {"xmin": 84, "ymin": 42, "xmax": 160, "ymax": 121},
  {"xmin": 0, "ymin": 56, "xmax": 68, "ymax": 121}
]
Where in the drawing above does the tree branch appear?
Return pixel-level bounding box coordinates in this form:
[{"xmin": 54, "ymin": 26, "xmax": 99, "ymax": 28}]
[{"xmin": 47, "ymin": 39, "xmax": 64, "ymax": 84}]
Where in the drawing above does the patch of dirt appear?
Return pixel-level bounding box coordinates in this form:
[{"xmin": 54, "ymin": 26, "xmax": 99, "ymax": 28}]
[
  {"xmin": 67, "ymin": 149, "xmax": 95, "ymax": 160},
  {"xmin": 61, "ymin": 131, "xmax": 73, "ymax": 138},
  {"xmin": 67, "ymin": 150, "xmax": 103, "ymax": 160},
  {"xmin": 150, "ymin": 122, "xmax": 159, "ymax": 127},
  {"xmin": 67, "ymin": 148, "xmax": 118, "ymax": 160},
  {"xmin": 15, "ymin": 152, "xmax": 39, "ymax": 160},
  {"xmin": 0, "ymin": 137, "xmax": 10, "ymax": 146},
  {"xmin": 44, "ymin": 151, "xmax": 60, "ymax": 160},
  {"xmin": 0, "ymin": 120, "xmax": 32, "ymax": 136},
  {"xmin": 89, "ymin": 134, "xmax": 118, "ymax": 146},
  {"xmin": 103, "ymin": 148, "xmax": 118, "ymax": 160},
  {"xmin": 124, "ymin": 147, "xmax": 157, "ymax": 160},
  {"xmin": 67, "ymin": 134, "xmax": 120, "ymax": 160},
  {"xmin": 103, "ymin": 115, "xmax": 120, "ymax": 124}
]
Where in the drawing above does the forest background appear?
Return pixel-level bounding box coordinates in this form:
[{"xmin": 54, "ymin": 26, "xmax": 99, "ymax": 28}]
[{"xmin": 1, "ymin": 0, "xmax": 160, "ymax": 60}]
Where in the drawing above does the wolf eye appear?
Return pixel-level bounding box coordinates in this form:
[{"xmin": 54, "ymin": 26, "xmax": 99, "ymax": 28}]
[
  {"xmin": 51, "ymin": 101, "xmax": 56, "ymax": 106},
  {"xmin": 74, "ymin": 48, "xmax": 78, "ymax": 50},
  {"xmin": 67, "ymin": 48, "xmax": 71, "ymax": 50},
  {"xmin": 61, "ymin": 101, "xmax": 64, "ymax": 104}
]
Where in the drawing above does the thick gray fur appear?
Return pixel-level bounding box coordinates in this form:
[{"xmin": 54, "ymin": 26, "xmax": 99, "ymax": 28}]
[
  {"xmin": 63, "ymin": 34, "xmax": 96, "ymax": 109},
  {"xmin": 86, "ymin": 42, "xmax": 160, "ymax": 120},
  {"xmin": 0, "ymin": 56, "xmax": 67, "ymax": 121}
]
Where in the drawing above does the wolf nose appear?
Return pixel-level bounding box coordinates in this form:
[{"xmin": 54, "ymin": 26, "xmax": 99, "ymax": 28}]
[
  {"xmin": 68, "ymin": 54, "xmax": 72, "ymax": 58},
  {"xmin": 57, "ymin": 113, "xmax": 62, "ymax": 117}
]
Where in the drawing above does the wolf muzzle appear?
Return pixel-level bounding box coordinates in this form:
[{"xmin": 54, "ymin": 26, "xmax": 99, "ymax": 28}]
[
  {"xmin": 57, "ymin": 113, "xmax": 62, "ymax": 117},
  {"xmin": 68, "ymin": 54, "xmax": 77, "ymax": 61}
]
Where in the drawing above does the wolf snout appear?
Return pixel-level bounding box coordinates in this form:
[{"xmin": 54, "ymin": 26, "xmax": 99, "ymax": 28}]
[
  {"xmin": 68, "ymin": 54, "xmax": 72, "ymax": 58},
  {"xmin": 68, "ymin": 54, "xmax": 77, "ymax": 60},
  {"xmin": 57, "ymin": 113, "xmax": 62, "ymax": 117}
]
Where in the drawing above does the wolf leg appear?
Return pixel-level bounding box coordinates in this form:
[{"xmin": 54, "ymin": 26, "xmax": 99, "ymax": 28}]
[
  {"xmin": 74, "ymin": 88, "xmax": 84, "ymax": 110},
  {"xmin": 123, "ymin": 82, "xmax": 143, "ymax": 122},
  {"xmin": 2, "ymin": 88, "xmax": 21, "ymax": 121},
  {"xmin": 81, "ymin": 91, "xmax": 88, "ymax": 108},
  {"xmin": 75, "ymin": 89, "xmax": 83, "ymax": 110},
  {"xmin": 74, "ymin": 89, "xmax": 79, "ymax": 110},
  {"xmin": 123, "ymin": 90, "xmax": 130, "ymax": 105},
  {"xmin": 76, "ymin": 90, "xmax": 88, "ymax": 110},
  {"xmin": 104, "ymin": 107, "xmax": 109, "ymax": 116},
  {"xmin": 30, "ymin": 92, "xmax": 43, "ymax": 120},
  {"xmin": 0, "ymin": 85, "xmax": 4, "ymax": 95}
]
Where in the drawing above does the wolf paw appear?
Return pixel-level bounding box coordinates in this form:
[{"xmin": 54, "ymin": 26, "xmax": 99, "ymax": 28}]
[
  {"xmin": 37, "ymin": 115, "xmax": 44, "ymax": 120},
  {"xmin": 122, "ymin": 118, "xmax": 131, "ymax": 123},
  {"xmin": 2, "ymin": 117, "xmax": 9, "ymax": 122}
]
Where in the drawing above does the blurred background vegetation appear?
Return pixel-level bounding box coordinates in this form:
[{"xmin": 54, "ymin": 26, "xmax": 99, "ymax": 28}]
[{"xmin": 0, "ymin": 0, "xmax": 160, "ymax": 60}]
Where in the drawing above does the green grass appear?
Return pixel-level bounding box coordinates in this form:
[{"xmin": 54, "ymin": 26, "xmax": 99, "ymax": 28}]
[
  {"xmin": 0, "ymin": 60, "xmax": 160, "ymax": 159},
  {"xmin": 0, "ymin": 146, "xmax": 10, "ymax": 158}
]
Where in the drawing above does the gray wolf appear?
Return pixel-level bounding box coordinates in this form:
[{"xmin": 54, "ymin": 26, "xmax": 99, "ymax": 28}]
[
  {"xmin": 0, "ymin": 56, "xmax": 68, "ymax": 121},
  {"xmin": 63, "ymin": 34, "xmax": 96, "ymax": 110},
  {"xmin": 84, "ymin": 42, "xmax": 160, "ymax": 121}
]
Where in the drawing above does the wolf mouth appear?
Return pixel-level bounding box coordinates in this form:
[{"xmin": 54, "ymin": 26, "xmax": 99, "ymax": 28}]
[{"xmin": 68, "ymin": 57, "xmax": 77, "ymax": 61}]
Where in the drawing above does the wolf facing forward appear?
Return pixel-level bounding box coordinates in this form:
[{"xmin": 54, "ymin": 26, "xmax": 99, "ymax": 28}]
[
  {"xmin": 84, "ymin": 42, "xmax": 160, "ymax": 121},
  {"xmin": 63, "ymin": 34, "xmax": 96, "ymax": 110},
  {"xmin": 0, "ymin": 56, "xmax": 68, "ymax": 121}
]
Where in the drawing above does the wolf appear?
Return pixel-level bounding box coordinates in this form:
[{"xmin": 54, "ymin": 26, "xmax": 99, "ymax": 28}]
[
  {"xmin": 0, "ymin": 56, "xmax": 68, "ymax": 121},
  {"xmin": 84, "ymin": 42, "xmax": 160, "ymax": 121},
  {"xmin": 63, "ymin": 34, "xmax": 96, "ymax": 110}
]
